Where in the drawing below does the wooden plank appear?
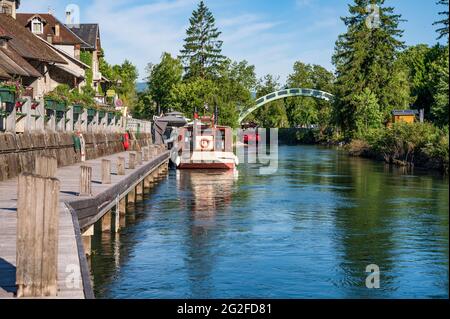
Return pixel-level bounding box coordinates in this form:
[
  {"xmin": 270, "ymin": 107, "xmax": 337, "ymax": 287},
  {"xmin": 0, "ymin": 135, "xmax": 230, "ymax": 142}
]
[
  {"xmin": 35, "ymin": 156, "xmax": 57, "ymax": 178},
  {"xmin": 16, "ymin": 174, "xmax": 59, "ymax": 297},
  {"xmin": 42, "ymin": 177, "xmax": 59, "ymax": 296},
  {"xmin": 1, "ymin": 149, "xmax": 169, "ymax": 299},
  {"xmin": 79, "ymin": 166, "xmax": 92, "ymax": 196}
]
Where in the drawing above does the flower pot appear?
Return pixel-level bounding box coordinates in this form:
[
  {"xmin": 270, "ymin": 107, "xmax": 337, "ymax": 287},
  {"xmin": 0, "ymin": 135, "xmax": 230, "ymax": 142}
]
[
  {"xmin": 73, "ymin": 105, "xmax": 84, "ymax": 114},
  {"xmin": 45, "ymin": 99, "xmax": 58, "ymax": 110},
  {"xmin": 0, "ymin": 87, "xmax": 16, "ymax": 104},
  {"xmin": 55, "ymin": 102, "xmax": 67, "ymax": 112},
  {"xmin": 87, "ymin": 109, "xmax": 96, "ymax": 117}
]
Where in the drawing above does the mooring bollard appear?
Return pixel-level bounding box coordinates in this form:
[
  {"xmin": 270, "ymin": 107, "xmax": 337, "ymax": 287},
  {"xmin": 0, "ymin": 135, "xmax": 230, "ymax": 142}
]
[
  {"xmin": 151, "ymin": 145, "xmax": 158, "ymax": 157},
  {"xmin": 102, "ymin": 159, "xmax": 111, "ymax": 184},
  {"xmin": 35, "ymin": 155, "xmax": 58, "ymax": 178},
  {"xmin": 16, "ymin": 173, "xmax": 60, "ymax": 297},
  {"xmin": 129, "ymin": 153, "xmax": 136, "ymax": 169},
  {"xmin": 117, "ymin": 157, "xmax": 125, "ymax": 175},
  {"xmin": 137, "ymin": 151, "xmax": 142, "ymax": 166},
  {"xmin": 79, "ymin": 165, "xmax": 92, "ymax": 196},
  {"xmin": 143, "ymin": 147, "xmax": 149, "ymax": 161}
]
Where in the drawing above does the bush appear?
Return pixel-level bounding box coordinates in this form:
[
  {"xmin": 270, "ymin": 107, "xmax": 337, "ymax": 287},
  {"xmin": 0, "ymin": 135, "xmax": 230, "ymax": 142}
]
[{"xmin": 358, "ymin": 122, "xmax": 449, "ymax": 173}]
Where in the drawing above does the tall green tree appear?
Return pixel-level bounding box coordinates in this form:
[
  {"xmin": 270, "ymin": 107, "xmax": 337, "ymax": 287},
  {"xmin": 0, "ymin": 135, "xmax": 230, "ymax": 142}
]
[
  {"xmin": 179, "ymin": 1, "xmax": 225, "ymax": 79},
  {"xmin": 433, "ymin": 0, "xmax": 449, "ymax": 42},
  {"xmin": 430, "ymin": 46, "xmax": 449, "ymax": 126},
  {"xmin": 333, "ymin": 0, "xmax": 409, "ymax": 138},
  {"xmin": 112, "ymin": 60, "xmax": 139, "ymax": 110},
  {"xmin": 146, "ymin": 52, "xmax": 183, "ymax": 114},
  {"xmin": 285, "ymin": 62, "xmax": 335, "ymax": 129}
]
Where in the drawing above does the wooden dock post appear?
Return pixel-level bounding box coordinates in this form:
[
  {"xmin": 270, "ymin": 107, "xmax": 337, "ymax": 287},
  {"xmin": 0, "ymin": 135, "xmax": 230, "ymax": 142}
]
[
  {"xmin": 119, "ymin": 197, "xmax": 126, "ymax": 215},
  {"xmin": 117, "ymin": 157, "xmax": 126, "ymax": 175},
  {"xmin": 79, "ymin": 165, "xmax": 92, "ymax": 196},
  {"xmin": 119, "ymin": 197, "xmax": 126, "ymax": 228},
  {"xmin": 101, "ymin": 211, "xmax": 112, "ymax": 232},
  {"xmin": 81, "ymin": 225, "xmax": 94, "ymax": 257},
  {"xmin": 143, "ymin": 147, "xmax": 149, "ymax": 161},
  {"xmin": 144, "ymin": 174, "xmax": 151, "ymax": 189},
  {"xmin": 35, "ymin": 155, "xmax": 57, "ymax": 178},
  {"xmin": 129, "ymin": 153, "xmax": 136, "ymax": 169},
  {"xmin": 137, "ymin": 151, "xmax": 142, "ymax": 166},
  {"xmin": 101, "ymin": 159, "xmax": 112, "ymax": 184},
  {"xmin": 16, "ymin": 174, "xmax": 60, "ymax": 298},
  {"xmin": 136, "ymin": 181, "xmax": 143, "ymax": 197},
  {"xmin": 127, "ymin": 188, "xmax": 136, "ymax": 204},
  {"xmin": 114, "ymin": 198, "xmax": 120, "ymax": 233}
]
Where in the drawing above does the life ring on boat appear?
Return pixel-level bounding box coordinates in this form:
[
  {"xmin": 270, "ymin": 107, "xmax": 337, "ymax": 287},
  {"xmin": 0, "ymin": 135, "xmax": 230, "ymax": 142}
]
[{"xmin": 200, "ymin": 138, "xmax": 211, "ymax": 150}]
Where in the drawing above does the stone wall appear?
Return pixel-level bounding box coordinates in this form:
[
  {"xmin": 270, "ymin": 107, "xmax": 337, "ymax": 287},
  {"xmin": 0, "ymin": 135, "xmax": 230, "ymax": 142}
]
[{"xmin": 0, "ymin": 131, "xmax": 152, "ymax": 181}]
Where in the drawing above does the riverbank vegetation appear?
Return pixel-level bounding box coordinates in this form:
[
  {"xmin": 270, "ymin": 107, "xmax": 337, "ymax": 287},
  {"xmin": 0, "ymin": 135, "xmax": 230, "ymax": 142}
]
[{"xmin": 133, "ymin": 0, "xmax": 448, "ymax": 173}]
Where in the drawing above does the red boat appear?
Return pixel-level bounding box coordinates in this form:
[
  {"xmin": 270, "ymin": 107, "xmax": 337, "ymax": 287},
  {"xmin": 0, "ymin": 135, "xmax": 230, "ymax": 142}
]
[{"xmin": 243, "ymin": 131, "xmax": 261, "ymax": 144}]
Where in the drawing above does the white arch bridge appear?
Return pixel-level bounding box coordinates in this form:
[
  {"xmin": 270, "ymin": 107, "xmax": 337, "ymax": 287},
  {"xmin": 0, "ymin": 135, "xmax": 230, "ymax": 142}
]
[{"xmin": 238, "ymin": 88, "xmax": 334, "ymax": 124}]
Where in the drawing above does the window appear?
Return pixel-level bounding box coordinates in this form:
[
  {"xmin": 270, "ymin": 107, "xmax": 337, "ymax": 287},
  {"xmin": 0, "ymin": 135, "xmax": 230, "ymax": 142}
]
[
  {"xmin": 31, "ymin": 19, "xmax": 43, "ymax": 34},
  {"xmin": 1, "ymin": 5, "xmax": 12, "ymax": 15}
]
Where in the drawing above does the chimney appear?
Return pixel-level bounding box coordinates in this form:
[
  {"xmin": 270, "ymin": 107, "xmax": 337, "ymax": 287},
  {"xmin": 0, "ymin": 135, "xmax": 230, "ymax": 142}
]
[
  {"xmin": 0, "ymin": 36, "xmax": 12, "ymax": 49},
  {"xmin": 55, "ymin": 24, "xmax": 60, "ymax": 37}
]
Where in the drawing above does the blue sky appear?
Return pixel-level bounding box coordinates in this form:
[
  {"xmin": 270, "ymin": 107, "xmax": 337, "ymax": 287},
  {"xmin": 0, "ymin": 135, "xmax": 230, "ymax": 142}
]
[{"xmin": 19, "ymin": 0, "xmax": 446, "ymax": 83}]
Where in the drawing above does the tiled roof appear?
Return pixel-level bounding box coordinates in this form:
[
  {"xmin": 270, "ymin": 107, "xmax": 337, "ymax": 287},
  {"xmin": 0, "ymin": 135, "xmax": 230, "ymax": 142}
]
[
  {"xmin": 0, "ymin": 13, "xmax": 66, "ymax": 64},
  {"xmin": 67, "ymin": 24, "xmax": 100, "ymax": 50},
  {"xmin": 0, "ymin": 65, "xmax": 11, "ymax": 79},
  {"xmin": 0, "ymin": 46, "xmax": 42, "ymax": 78},
  {"xmin": 16, "ymin": 13, "xmax": 87, "ymax": 46}
]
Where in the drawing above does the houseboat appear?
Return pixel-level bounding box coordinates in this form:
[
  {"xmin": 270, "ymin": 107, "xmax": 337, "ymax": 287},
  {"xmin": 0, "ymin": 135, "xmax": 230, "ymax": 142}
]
[{"xmin": 170, "ymin": 115, "xmax": 239, "ymax": 170}]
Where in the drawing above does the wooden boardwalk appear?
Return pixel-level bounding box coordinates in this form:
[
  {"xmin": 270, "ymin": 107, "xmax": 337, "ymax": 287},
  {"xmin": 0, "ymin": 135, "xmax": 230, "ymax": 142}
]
[{"xmin": 0, "ymin": 150, "xmax": 169, "ymax": 299}]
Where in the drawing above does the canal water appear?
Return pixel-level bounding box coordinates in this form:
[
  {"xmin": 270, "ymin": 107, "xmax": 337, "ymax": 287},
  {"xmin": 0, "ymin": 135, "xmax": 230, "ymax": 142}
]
[{"xmin": 90, "ymin": 145, "xmax": 449, "ymax": 299}]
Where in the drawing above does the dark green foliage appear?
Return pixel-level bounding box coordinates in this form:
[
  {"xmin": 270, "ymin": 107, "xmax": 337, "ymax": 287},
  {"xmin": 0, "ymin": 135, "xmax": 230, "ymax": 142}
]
[
  {"xmin": 352, "ymin": 123, "xmax": 449, "ymax": 173},
  {"xmin": 285, "ymin": 62, "xmax": 335, "ymax": 135},
  {"xmin": 433, "ymin": 0, "xmax": 449, "ymax": 42},
  {"xmin": 179, "ymin": 1, "xmax": 225, "ymax": 79},
  {"xmin": 146, "ymin": 52, "xmax": 183, "ymax": 114},
  {"xmin": 332, "ymin": 0, "xmax": 409, "ymax": 138}
]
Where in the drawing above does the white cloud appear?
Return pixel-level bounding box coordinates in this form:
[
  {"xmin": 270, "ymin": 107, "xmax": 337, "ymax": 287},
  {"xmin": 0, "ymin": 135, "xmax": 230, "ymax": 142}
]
[{"xmin": 18, "ymin": 0, "xmax": 339, "ymax": 83}]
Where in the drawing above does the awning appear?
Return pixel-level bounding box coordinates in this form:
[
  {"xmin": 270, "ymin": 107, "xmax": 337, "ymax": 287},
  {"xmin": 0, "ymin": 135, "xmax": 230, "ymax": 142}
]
[{"xmin": 54, "ymin": 63, "xmax": 85, "ymax": 79}]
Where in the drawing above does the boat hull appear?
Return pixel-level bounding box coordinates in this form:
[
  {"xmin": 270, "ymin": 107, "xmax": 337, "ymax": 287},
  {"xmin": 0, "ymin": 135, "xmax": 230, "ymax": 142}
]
[{"xmin": 178, "ymin": 162, "xmax": 235, "ymax": 170}]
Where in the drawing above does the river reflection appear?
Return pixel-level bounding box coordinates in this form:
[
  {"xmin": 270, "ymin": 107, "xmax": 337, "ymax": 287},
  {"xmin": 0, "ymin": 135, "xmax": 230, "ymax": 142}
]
[{"xmin": 90, "ymin": 146, "xmax": 448, "ymax": 299}]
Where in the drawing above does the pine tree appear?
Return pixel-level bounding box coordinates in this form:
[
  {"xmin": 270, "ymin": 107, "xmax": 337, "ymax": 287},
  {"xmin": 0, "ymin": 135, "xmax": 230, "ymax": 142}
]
[
  {"xmin": 332, "ymin": 0, "xmax": 408, "ymax": 137},
  {"xmin": 179, "ymin": 1, "xmax": 225, "ymax": 79},
  {"xmin": 433, "ymin": 0, "xmax": 449, "ymax": 42}
]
